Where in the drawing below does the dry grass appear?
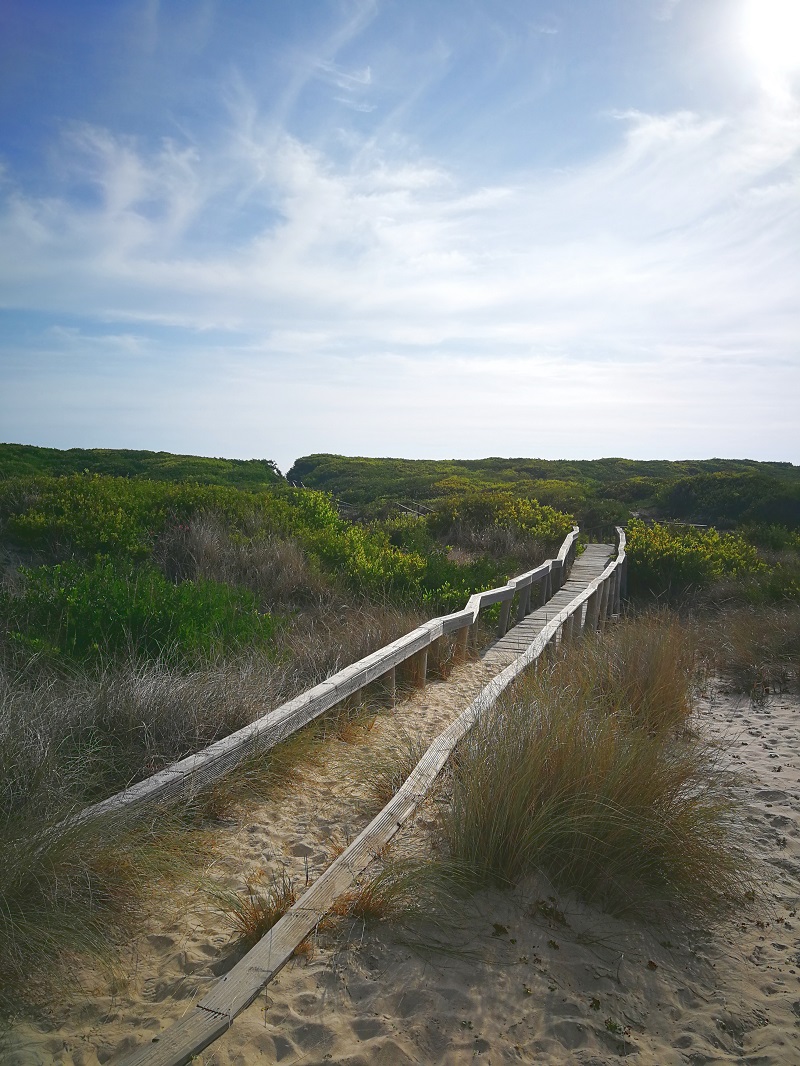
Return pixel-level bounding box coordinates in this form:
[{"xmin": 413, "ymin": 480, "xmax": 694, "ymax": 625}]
[
  {"xmin": 348, "ymin": 727, "xmax": 429, "ymax": 813},
  {"xmin": 0, "ymin": 600, "xmax": 424, "ymax": 806},
  {"xmin": 549, "ymin": 609, "xmax": 701, "ymax": 735},
  {"xmin": 703, "ymin": 605, "xmax": 800, "ymax": 699},
  {"xmin": 0, "ymin": 596, "xmax": 423, "ymax": 1015},
  {"xmin": 439, "ymin": 523, "xmax": 549, "ymax": 576},
  {"xmin": 210, "ymin": 867, "xmax": 297, "ymax": 949},
  {"xmin": 440, "ymin": 613, "xmax": 745, "ymax": 917},
  {"xmin": 0, "ymin": 804, "xmax": 209, "ymax": 1014},
  {"xmin": 327, "ymin": 861, "xmax": 427, "ymax": 926},
  {"xmin": 156, "ymin": 513, "xmax": 332, "ymax": 608}
]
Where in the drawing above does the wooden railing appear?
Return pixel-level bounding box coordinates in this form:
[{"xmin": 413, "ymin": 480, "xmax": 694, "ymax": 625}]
[
  {"xmin": 116, "ymin": 525, "xmax": 627, "ymax": 1066},
  {"xmin": 74, "ymin": 527, "xmax": 582, "ymax": 827}
]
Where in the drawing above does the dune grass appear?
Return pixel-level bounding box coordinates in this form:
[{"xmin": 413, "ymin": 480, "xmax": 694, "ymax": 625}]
[
  {"xmin": 0, "ymin": 625, "xmax": 418, "ymax": 1013},
  {"xmin": 440, "ymin": 612, "xmax": 744, "ymax": 917},
  {"xmin": 210, "ymin": 867, "xmax": 298, "ymax": 950},
  {"xmin": 703, "ymin": 604, "xmax": 800, "ymax": 699},
  {"xmin": 0, "ymin": 802, "xmax": 210, "ymax": 1014}
]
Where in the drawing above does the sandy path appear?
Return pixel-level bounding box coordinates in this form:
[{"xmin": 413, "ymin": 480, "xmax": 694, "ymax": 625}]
[
  {"xmin": 4, "ymin": 674, "xmax": 800, "ymax": 1064},
  {"xmin": 163, "ymin": 682, "xmax": 799, "ymax": 1066},
  {"xmin": 2, "ymin": 657, "xmax": 500, "ymax": 1065}
]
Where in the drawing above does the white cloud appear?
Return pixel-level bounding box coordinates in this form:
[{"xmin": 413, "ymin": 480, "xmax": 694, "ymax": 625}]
[
  {"xmin": 1, "ymin": 87, "xmax": 799, "ymax": 464},
  {"xmin": 316, "ymin": 60, "xmax": 372, "ymax": 91},
  {"xmin": 652, "ymin": 0, "xmax": 682, "ymax": 22}
]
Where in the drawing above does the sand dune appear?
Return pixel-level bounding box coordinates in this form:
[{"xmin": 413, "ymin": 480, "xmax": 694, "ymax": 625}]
[{"xmin": 4, "ymin": 666, "xmax": 800, "ymax": 1065}]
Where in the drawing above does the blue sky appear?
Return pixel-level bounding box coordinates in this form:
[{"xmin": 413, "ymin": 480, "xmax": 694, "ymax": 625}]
[{"xmin": 1, "ymin": 0, "xmax": 798, "ymax": 474}]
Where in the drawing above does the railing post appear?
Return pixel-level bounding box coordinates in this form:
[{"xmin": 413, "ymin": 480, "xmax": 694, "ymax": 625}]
[
  {"xmin": 598, "ymin": 576, "xmax": 610, "ymax": 628},
  {"xmin": 384, "ymin": 666, "xmax": 397, "ymax": 705},
  {"xmin": 620, "ymin": 555, "xmax": 628, "ymax": 601},
  {"xmin": 586, "ymin": 587, "xmax": 600, "ymax": 630},
  {"xmin": 610, "ymin": 569, "xmax": 620, "ymax": 616},
  {"xmin": 454, "ymin": 623, "xmax": 470, "ymax": 664},
  {"xmin": 498, "ymin": 595, "xmax": 513, "ymax": 638},
  {"xmin": 410, "ymin": 647, "xmax": 428, "ymax": 688},
  {"xmin": 517, "ymin": 584, "xmax": 531, "ymax": 622},
  {"xmin": 428, "ymin": 636, "xmax": 445, "ymax": 678}
]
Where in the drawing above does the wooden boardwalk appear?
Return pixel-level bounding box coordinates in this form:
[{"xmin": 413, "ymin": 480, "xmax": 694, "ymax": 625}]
[
  {"xmin": 114, "ymin": 530, "xmax": 627, "ymax": 1066},
  {"xmin": 483, "ymin": 543, "xmax": 615, "ymax": 669}
]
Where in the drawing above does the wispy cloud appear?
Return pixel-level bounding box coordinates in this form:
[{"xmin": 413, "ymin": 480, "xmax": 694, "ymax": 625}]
[
  {"xmin": 652, "ymin": 0, "xmax": 682, "ymax": 22},
  {"xmin": 1, "ymin": 22, "xmax": 799, "ymax": 467},
  {"xmin": 316, "ymin": 59, "xmax": 372, "ymax": 91},
  {"xmin": 1, "ymin": 97, "xmax": 798, "ymax": 355}
]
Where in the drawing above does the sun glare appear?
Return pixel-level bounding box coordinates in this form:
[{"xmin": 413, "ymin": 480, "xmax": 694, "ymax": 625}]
[{"xmin": 742, "ymin": 0, "xmax": 800, "ymax": 84}]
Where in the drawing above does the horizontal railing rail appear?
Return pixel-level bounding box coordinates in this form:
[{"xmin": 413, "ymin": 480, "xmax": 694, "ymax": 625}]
[
  {"xmin": 73, "ymin": 526, "xmax": 582, "ymax": 827},
  {"xmin": 116, "ymin": 525, "xmax": 626, "ymax": 1066}
]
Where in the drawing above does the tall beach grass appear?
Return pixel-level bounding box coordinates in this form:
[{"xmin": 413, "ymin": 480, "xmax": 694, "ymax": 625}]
[{"xmin": 440, "ymin": 612, "xmax": 745, "ymax": 917}]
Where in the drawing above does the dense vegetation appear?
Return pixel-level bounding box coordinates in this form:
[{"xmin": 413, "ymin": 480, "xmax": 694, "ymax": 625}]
[
  {"xmin": 0, "ymin": 448, "xmax": 577, "ymax": 1010},
  {"xmin": 0, "ymin": 457, "xmax": 574, "ymax": 815},
  {"xmin": 0, "ymin": 442, "xmax": 282, "ymax": 487},
  {"xmin": 2, "ymin": 442, "xmax": 799, "ymax": 1015},
  {"xmin": 288, "ymin": 452, "xmax": 800, "ymax": 532}
]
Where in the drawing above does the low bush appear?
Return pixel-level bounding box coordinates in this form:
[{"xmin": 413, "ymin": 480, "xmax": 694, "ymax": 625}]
[
  {"xmin": 441, "ymin": 616, "xmax": 743, "ymax": 916},
  {"xmin": 626, "ymin": 519, "xmax": 764, "ymax": 600},
  {"xmin": 3, "ymin": 560, "xmax": 275, "ymax": 666}
]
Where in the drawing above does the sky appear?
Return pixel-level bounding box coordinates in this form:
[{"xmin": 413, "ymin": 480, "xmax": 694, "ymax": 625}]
[{"xmin": 1, "ymin": 0, "xmax": 798, "ymax": 475}]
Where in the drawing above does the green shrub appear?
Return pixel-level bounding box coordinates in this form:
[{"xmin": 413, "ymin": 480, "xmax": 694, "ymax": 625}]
[
  {"xmin": 4, "ymin": 561, "xmax": 275, "ymax": 666},
  {"xmin": 0, "ymin": 474, "xmax": 300, "ymax": 563},
  {"xmin": 626, "ymin": 518, "xmax": 764, "ymax": 599},
  {"xmin": 740, "ymin": 523, "xmax": 800, "ymax": 553},
  {"xmin": 427, "ymin": 490, "xmax": 573, "ymax": 546}
]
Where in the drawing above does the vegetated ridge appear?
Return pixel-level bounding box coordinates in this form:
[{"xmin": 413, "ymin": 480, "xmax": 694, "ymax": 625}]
[
  {"xmin": 0, "ymin": 442, "xmax": 282, "ymax": 487},
  {"xmin": 288, "ymin": 452, "xmax": 800, "ymax": 530},
  {"xmin": 1, "ymin": 440, "xmax": 799, "ymax": 1027}
]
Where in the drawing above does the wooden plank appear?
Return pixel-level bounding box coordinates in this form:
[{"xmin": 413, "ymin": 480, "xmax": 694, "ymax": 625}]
[
  {"xmin": 116, "ymin": 564, "xmax": 602, "ymax": 1066},
  {"xmin": 116, "ymin": 531, "xmax": 628, "ymax": 1064},
  {"xmin": 72, "ymin": 530, "xmax": 582, "ymax": 830}
]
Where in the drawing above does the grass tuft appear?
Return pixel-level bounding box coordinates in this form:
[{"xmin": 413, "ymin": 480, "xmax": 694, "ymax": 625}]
[
  {"xmin": 440, "ymin": 613, "xmax": 745, "ymax": 917},
  {"xmin": 211, "ymin": 867, "xmax": 297, "ymax": 949},
  {"xmin": 350, "ymin": 727, "xmax": 429, "ymax": 813},
  {"xmin": 705, "ymin": 605, "xmax": 800, "ymax": 699},
  {"xmin": 328, "ymin": 862, "xmax": 425, "ymax": 926}
]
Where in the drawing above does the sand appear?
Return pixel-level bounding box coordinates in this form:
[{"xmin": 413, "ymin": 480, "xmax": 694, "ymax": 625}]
[{"xmin": 4, "ymin": 664, "xmax": 800, "ymax": 1065}]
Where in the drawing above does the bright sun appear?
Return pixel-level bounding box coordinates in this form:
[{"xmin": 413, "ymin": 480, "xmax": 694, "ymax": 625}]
[{"xmin": 742, "ymin": 0, "xmax": 800, "ymax": 83}]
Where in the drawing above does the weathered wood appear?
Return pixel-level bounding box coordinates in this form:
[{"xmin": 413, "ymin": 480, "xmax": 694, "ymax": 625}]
[
  {"xmin": 516, "ymin": 584, "xmax": 531, "ymax": 622},
  {"xmin": 454, "ymin": 624, "xmax": 470, "ymax": 664},
  {"xmin": 427, "ymin": 636, "xmax": 447, "ymax": 679},
  {"xmin": 409, "ymin": 647, "xmax": 428, "ymax": 688},
  {"xmin": 497, "ymin": 596, "xmax": 513, "ymax": 638},
  {"xmin": 598, "ymin": 575, "xmax": 610, "ymax": 628},
  {"xmin": 115, "ymin": 554, "xmax": 600, "ymax": 1066},
  {"xmin": 384, "ymin": 666, "xmax": 397, "ymax": 704},
  {"xmin": 70, "ymin": 530, "xmax": 581, "ymax": 831},
  {"xmin": 585, "ymin": 588, "xmax": 600, "ymax": 630},
  {"xmin": 483, "ymin": 539, "xmax": 625, "ymax": 671}
]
